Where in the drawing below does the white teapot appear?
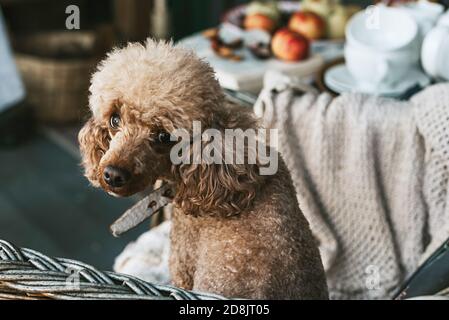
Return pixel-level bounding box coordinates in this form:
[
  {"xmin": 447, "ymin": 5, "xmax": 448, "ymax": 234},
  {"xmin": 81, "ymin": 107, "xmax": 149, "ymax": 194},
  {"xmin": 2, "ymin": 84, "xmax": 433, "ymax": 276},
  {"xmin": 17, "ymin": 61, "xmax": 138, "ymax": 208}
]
[{"xmin": 422, "ymin": 11, "xmax": 449, "ymax": 80}]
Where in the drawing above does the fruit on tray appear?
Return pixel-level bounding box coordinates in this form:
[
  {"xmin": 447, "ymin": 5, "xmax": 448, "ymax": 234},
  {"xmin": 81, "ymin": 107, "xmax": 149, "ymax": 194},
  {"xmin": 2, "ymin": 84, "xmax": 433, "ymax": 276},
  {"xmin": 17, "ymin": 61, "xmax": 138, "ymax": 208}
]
[
  {"xmin": 248, "ymin": 42, "xmax": 271, "ymax": 59},
  {"xmin": 289, "ymin": 11, "xmax": 326, "ymax": 40},
  {"xmin": 244, "ymin": 13, "xmax": 277, "ymax": 33},
  {"xmin": 327, "ymin": 4, "xmax": 351, "ymax": 39},
  {"xmin": 203, "ymin": 28, "xmax": 244, "ymax": 61},
  {"xmin": 246, "ymin": 0, "xmax": 281, "ymax": 21},
  {"xmin": 271, "ymin": 28, "xmax": 310, "ymax": 61},
  {"xmin": 300, "ymin": 0, "xmax": 360, "ymax": 40},
  {"xmin": 203, "ymin": 1, "xmax": 361, "ymax": 62},
  {"xmin": 301, "ymin": 0, "xmax": 337, "ymax": 18}
]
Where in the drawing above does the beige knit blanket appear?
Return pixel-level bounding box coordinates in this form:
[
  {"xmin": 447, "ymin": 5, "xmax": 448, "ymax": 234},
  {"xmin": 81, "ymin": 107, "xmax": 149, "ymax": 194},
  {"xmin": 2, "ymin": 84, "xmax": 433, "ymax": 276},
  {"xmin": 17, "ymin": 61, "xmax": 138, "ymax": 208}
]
[
  {"xmin": 254, "ymin": 79, "xmax": 449, "ymax": 300},
  {"xmin": 115, "ymin": 81, "xmax": 449, "ymax": 300}
]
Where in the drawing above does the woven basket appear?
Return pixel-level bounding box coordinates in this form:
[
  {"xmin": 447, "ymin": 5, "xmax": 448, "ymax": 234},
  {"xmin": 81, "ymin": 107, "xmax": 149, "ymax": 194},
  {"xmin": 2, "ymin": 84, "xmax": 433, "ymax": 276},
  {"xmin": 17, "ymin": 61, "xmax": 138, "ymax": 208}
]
[
  {"xmin": 14, "ymin": 31, "xmax": 100, "ymax": 124},
  {"xmin": 0, "ymin": 239, "xmax": 228, "ymax": 300}
]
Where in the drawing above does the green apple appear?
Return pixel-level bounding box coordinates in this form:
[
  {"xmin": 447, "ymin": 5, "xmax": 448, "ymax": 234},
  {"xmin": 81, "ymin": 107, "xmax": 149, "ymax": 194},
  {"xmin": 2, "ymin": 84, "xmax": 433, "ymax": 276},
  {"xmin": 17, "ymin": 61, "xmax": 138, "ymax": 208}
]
[
  {"xmin": 301, "ymin": 0, "xmax": 340, "ymax": 19},
  {"xmin": 246, "ymin": 1, "xmax": 281, "ymax": 22},
  {"xmin": 327, "ymin": 5, "xmax": 349, "ymax": 39}
]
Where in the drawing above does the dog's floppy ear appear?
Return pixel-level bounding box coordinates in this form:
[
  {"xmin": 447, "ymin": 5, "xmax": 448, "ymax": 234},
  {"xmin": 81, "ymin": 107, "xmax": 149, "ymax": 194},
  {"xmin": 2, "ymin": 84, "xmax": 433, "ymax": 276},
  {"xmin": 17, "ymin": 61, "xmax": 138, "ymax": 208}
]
[
  {"xmin": 173, "ymin": 107, "xmax": 265, "ymax": 217},
  {"xmin": 175, "ymin": 161, "xmax": 263, "ymax": 217},
  {"xmin": 78, "ymin": 118, "xmax": 110, "ymax": 187}
]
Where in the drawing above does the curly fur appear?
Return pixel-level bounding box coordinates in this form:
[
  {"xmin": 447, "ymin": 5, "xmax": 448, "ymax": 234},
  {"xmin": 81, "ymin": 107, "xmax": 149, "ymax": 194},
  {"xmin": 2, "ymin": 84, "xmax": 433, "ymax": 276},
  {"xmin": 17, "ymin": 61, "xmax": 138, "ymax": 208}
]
[{"xmin": 79, "ymin": 39, "xmax": 328, "ymax": 299}]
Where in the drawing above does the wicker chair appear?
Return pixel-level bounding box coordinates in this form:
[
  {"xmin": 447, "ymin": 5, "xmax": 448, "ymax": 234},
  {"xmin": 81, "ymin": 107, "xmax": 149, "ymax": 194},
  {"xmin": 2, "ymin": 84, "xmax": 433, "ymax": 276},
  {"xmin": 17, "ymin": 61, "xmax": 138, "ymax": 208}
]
[{"xmin": 0, "ymin": 239, "xmax": 227, "ymax": 300}]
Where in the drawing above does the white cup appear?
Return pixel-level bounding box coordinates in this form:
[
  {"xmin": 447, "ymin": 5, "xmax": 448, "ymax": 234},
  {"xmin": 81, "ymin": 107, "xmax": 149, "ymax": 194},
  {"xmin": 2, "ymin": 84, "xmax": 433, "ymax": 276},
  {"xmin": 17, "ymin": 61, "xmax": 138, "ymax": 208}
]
[
  {"xmin": 422, "ymin": 24, "xmax": 449, "ymax": 80},
  {"xmin": 345, "ymin": 5, "xmax": 420, "ymax": 92},
  {"xmin": 345, "ymin": 44, "xmax": 420, "ymax": 92},
  {"xmin": 399, "ymin": 0, "xmax": 444, "ymax": 39}
]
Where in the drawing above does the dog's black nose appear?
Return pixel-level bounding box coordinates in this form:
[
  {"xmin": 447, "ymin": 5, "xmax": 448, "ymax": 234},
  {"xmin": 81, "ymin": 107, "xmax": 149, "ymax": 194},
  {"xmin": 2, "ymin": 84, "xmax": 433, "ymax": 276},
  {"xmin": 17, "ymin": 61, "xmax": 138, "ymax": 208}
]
[{"xmin": 103, "ymin": 166, "xmax": 130, "ymax": 188}]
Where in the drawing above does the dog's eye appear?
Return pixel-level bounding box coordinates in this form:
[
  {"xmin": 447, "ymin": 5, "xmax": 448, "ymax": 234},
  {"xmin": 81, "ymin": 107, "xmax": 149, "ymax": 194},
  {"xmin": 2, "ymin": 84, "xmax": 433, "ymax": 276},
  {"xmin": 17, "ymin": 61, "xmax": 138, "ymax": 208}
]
[
  {"xmin": 157, "ymin": 131, "xmax": 171, "ymax": 144},
  {"xmin": 110, "ymin": 113, "xmax": 120, "ymax": 129}
]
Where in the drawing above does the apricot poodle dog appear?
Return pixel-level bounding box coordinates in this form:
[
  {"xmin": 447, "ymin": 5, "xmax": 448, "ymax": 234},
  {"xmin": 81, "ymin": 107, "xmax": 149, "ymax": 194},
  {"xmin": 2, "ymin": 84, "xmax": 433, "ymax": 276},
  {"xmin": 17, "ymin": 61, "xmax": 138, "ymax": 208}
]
[{"xmin": 78, "ymin": 39, "xmax": 328, "ymax": 299}]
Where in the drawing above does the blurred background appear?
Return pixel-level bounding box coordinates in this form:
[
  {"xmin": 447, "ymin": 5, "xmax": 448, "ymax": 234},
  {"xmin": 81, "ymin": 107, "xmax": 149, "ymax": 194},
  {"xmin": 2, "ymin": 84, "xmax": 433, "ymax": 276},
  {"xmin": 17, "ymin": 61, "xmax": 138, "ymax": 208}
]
[
  {"xmin": 0, "ymin": 0, "xmax": 287, "ymax": 269},
  {"xmin": 0, "ymin": 0, "xmax": 433, "ymax": 269}
]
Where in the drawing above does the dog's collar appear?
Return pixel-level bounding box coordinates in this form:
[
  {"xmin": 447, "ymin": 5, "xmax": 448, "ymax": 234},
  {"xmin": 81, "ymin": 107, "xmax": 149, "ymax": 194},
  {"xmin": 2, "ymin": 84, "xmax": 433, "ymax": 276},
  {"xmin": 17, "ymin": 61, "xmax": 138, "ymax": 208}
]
[{"xmin": 110, "ymin": 182, "xmax": 175, "ymax": 237}]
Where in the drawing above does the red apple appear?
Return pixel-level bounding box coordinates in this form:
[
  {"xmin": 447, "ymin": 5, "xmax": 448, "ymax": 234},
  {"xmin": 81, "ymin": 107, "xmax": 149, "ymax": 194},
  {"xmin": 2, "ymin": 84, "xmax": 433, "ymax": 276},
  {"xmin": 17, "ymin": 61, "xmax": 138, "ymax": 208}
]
[
  {"xmin": 288, "ymin": 11, "xmax": 326, "ymax": 40},
  {"xmin": 244, "ymin": 13, "xmax": 277, "ymax": 33},
  {"xmin": 271, "ymin": 28, "xmax": 310, "ymax": 62}
]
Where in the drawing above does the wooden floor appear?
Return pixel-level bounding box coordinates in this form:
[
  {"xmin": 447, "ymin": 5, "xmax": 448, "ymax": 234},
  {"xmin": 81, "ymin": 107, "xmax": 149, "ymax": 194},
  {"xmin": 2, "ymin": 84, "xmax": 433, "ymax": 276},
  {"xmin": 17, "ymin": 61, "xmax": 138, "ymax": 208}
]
[{"xmin": 0, "ymin": 131, "xmax": 150, "ymax": 269}]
